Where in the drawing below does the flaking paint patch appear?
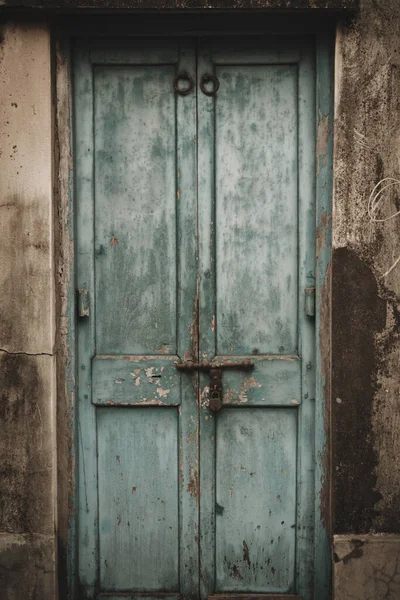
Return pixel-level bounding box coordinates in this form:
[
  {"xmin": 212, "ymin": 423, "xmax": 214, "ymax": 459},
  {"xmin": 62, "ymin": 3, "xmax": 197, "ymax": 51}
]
[
  {"xmin": 200, "ymin": 385, "xmax": 210, "ymax": 409},
  {"xmin": 187, "ymin": 469, "xmax": 199, "ymax": 502},
  {"xmin": 224, "ymin": 376, "xmax": 262, "ymax": 404},
  {"xmin": 317, "ymin": 112, "xmax": 330, "ymax": 176},
  {"xmin": 156, "ymin": 387, "xmax": 170, "ymax": 398}
]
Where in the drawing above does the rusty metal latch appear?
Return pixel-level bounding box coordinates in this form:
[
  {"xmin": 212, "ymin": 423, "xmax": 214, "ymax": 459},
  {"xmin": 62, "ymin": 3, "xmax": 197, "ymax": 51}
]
[
  {"xmin": 175, "ymin": 360, "xmax": 254, "ymax": 371},
  {"xmin": 175, "ymin": 360, "xmax": 254, "ymax": 413}
]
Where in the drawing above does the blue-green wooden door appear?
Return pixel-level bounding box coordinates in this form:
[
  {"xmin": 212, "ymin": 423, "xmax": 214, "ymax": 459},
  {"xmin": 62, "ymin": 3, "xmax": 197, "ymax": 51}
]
[{"xmin": 75, "ymin": 36, "xmax": 317, "ymax": 600}]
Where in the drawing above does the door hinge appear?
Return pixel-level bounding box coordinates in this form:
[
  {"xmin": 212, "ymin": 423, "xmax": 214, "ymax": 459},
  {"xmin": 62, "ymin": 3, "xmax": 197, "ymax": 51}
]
[
  {"xmin": 305, "ymin": 287, "xmax": 315, "ymax": 317},
  {"xmin": 77, "ymin": 288, "xmax": 89, "ymax": 318}
]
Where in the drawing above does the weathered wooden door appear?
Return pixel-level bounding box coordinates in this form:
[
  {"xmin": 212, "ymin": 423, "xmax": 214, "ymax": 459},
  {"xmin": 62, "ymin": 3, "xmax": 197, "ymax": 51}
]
[{"xmin": 75, "ymin": 36, "xmax": 317, "ymax": 600}]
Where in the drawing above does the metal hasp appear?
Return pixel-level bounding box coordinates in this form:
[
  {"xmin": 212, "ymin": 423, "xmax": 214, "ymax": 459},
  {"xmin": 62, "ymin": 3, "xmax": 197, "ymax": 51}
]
[
  {"xmin": 175, "ymin": 359, "xmax": 254, "ymax": 413},
  {"xmin": 305, "ymin": 287, "xmax": 316, "ymax": 317},
  {"xmin": 175, "ymin": 360, "xmax": 254, "ymax": 371},
  {"xmin": 77, "ymin": 288, "xmax": 89, "ymax": 317}
]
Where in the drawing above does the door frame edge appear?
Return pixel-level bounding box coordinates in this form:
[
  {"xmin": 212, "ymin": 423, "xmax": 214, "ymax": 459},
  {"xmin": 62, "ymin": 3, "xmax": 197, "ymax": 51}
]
[
  {"xmin": 53, "ymin": 31, "xmax": 78, "ymax": 600},
  {"xmin": 314, "ymin": 30, "xmax": 334, "ymax": 600}
]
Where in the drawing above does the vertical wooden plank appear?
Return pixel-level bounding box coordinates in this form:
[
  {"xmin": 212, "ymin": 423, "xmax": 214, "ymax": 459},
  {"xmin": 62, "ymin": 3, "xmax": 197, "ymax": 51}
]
[
  {"xmin": 197, "ymin": 38, "xmax": 217, "ymax": 600},
  {"xmin": 176, "ymin": 39, "xmax": 200, "ymax": 600},
  {"xmin": 314, "ymin": 30, "xmax": 334, "ymax": 600},
  {"xmin": 74, "ymin": 39, "xmax": 98, "ymax": 599},
  {"xmin": 295, "ymin": 40, "xmax": 317, "ymax": 600}
]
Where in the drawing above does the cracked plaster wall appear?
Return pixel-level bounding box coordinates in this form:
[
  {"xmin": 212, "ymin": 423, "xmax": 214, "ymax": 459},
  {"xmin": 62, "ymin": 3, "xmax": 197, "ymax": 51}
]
[
  {"xmin": 0, "ymin": 21, "xmax": 56, "ymax": 599},
  {"xmin": 333, "ymin": 0, "xmax": 400, "ymax": 597}
]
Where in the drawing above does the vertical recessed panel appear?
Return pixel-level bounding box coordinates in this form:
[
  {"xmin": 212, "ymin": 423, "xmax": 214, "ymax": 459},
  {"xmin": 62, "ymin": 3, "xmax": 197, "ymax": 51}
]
[
  {"xmin": 94, "ymin": 66, "xmax": 177, "ymax": 355},
  {"xmin": 98, "ymin": 407, "xmax": 179, "ymax": 591},
  {"xmin": 216, "ymin": 408, "xmax": 297, "ymax": 593},
  {"xmin": 216, "ymin": 65, "xmax": 298, "ymax": 355}
]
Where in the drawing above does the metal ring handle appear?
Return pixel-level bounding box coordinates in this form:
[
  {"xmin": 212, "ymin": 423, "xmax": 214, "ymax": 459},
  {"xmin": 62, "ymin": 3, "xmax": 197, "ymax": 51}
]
[
  {"xmin": 173, "ymin": 72, "xmax": 194, "ymax": 96},
  {"xmin": 200, "ymin": 73, "xmax": 220, "ymax": 96}
]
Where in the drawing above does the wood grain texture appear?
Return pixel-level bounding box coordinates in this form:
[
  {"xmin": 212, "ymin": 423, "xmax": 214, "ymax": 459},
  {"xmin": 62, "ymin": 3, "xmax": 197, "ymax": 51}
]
[
  {"xmin": 215, "ymin": 409, "xmax": 297, "ymax": 593},
  {"xmin": 75, "ymin": 35, "xmax": 321, "ymax": 599},
  {"xmin": 75, "ymin": 38, "xmax": 199, "ymax": 598},
  {"xmin": 98, "ymin": 407, "xmax": 179, "ymax": 590},
  {"xmin": 198, "ymin": 37, "xmax": 316, "ymax": 599}
]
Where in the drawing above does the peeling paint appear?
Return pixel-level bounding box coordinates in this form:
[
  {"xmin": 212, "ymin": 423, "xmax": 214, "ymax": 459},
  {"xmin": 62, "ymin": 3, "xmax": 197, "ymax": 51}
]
[
  {"xmin": 186, "ymin": 469, "xmax": 199, "ymax": 502},
  {"xmin": 156, "ymin": 387, "xmax": 170, "ymax": 398}
]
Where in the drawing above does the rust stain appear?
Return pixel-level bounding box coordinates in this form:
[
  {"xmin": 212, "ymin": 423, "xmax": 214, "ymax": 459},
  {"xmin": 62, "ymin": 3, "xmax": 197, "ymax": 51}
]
[
  {"xmin": 131, "ymin": 487, "xmax": 136, "ymax": 494},
  {"xmin": 187, "ymin": 468, "xmax": 199, "ymax": 502},
  {"xmin": 116, "ymin": 455, "xmax": 120, "ymax": 463},
  {"xmin": 243, "ymin": 540, "xmax": 251, "ymax": 567},
  {"xmin": 211, "ymin": 315, "xmax": 216, "ymax": 332},
  {"xmin": 232, "ymin": 565, "xmax": 243, "ymax": 580},
  {"xmin": 110, "ymin": 235, "xmax": 119, "ymax": 246},
  {"xmin": 189, "ymin": 280, "xmax": 200, "ymax": 359},
  {"xmin": 316, "ymin": 208, "xmax": 332, "ymax": 260},
  {"xmin": 320, "ymin": 262, "xmax": 332, "ymax": 535}
]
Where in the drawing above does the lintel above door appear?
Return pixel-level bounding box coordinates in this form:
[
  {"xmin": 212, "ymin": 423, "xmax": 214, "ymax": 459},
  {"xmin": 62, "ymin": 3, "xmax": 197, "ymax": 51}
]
[{"xmin": 1, "ymin": 0, "xmax": 357, "ymax": 12}]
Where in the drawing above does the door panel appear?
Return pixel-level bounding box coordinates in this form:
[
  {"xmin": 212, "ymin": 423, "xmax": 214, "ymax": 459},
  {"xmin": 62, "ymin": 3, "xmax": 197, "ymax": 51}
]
[
  {"xmin": 215, "ymin": 63, "xmax": 298, "ymax": 356},
  {"xmin": 98, "ymin": 407, "xmax": 179, "ymax": 591},
  {"xmin": 198, "ymin": 37, "xmax": 315, "ymax": 600},
  {"xmin": 75, "ymin": 38, "xmax": 198, "ymax": 599},
  {"xmin": 215, "ymin": 409, "xmax": 297, "ymax": 593},
  {"xmin": 94, "ymin": 64, "xmax": 178, "ymax": 355},
  {"xmin": 75, "ymin": 35, "xmax": 318, "ymax": 600}
]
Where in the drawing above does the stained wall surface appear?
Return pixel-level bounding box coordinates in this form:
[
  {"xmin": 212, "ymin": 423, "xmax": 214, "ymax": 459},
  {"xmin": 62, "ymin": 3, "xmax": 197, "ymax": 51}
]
[
  {"xmin": 332, "ymin": 0, "xmax": 400, "ymax": 596},
  {"xmin": 0, "ymin": 21, "xmax": 56, "ymax": 600}
]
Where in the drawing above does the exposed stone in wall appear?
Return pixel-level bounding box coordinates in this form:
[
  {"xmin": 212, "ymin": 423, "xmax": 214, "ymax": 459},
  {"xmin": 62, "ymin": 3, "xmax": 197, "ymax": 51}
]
[
  {"xmin": 333, "ymin": 0, "xmax": 400, "ymax": 537},
  {"xmin": 0, "ymin": 21, "xmax": 56, "ymax": 599},
  {"xmin": 334, "ymin": 534, "xmax": 400, "ymax": 599}
]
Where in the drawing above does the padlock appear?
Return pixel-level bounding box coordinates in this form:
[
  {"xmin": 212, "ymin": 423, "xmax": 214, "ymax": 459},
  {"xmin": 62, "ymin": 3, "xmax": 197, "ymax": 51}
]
[{"xmin": 209, "ymin": 389, "xmax": 222, "ymax": 413}]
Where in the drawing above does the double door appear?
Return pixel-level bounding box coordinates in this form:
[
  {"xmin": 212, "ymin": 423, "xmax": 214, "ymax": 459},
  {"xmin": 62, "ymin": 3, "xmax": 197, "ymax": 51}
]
[{"xmin": 75, "ymin": 35, "xmax": 317, "ymax": 600}]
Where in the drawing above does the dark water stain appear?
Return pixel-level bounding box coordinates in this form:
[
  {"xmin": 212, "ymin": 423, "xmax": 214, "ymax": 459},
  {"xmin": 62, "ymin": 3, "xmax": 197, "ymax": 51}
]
[{"xmin": 332, "ymin": 247, "xmax": 386, "ymax": 533}]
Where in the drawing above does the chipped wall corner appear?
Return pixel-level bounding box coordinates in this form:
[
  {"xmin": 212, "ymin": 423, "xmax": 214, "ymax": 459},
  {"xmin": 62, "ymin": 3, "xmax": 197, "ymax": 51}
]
[{"xmin": 333, "ymin": 535, "xmax": 400, "ymax": 599}]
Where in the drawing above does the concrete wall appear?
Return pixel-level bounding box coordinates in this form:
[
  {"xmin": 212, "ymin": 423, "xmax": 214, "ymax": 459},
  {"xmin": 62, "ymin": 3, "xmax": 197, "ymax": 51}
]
[
  {"xmin": 332, "ymin": 0, "xmax": 400, "ymax": 597},
  {"xmin": 0, "ymin": 22, "xmax": 57, "ymax": 599},
  {"xmin": 1, "ymin": 1, "xmax": 400, "ymax": 598}
]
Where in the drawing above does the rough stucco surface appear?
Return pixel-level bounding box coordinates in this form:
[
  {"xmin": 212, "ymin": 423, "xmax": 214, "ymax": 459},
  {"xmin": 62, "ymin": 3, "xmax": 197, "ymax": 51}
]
[
  {"xmin": 333, "ymin": 0, "xmax": 400, "ymax": 535},
  {"xmin": 334, "ymin": 534, "xmax": 400, "ymax": 599},
  {"xmin": 0, "ymin": 22, "xmax": 53, "ymax": 355},
  {"xmin": 0, "ymin": 22, "xmax": 56, "ymax": 599}
]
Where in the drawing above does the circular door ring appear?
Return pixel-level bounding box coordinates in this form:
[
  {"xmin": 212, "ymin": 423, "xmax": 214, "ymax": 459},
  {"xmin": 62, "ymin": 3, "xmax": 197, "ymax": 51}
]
[
  {"xmin": 173, "ymin": 72, "xmax": 194, "ymax": 96},
  {"xmin": 200, "ymin": 73, "xmax": 220, "ymax": 96}
]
